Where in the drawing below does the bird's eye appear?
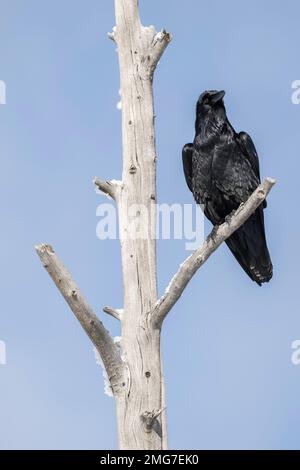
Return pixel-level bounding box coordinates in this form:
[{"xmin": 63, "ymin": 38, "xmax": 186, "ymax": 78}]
[{"xmin": 203, "ymin": 97, "xmax": 209, "ymax": 105}]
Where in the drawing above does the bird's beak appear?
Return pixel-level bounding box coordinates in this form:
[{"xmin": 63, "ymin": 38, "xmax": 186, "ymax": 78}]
[{"xmin": 211, "ymin": 90, "xmax": 225, "ymax": 105}]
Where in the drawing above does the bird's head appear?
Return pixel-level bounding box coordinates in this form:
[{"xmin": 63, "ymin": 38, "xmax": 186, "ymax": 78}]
[{"xmin": 195, "ymin": 90, "xmax": 226, "ymax": 131}]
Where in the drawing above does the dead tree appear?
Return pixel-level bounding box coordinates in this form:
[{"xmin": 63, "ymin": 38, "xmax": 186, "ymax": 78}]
[{"xmin": 36, "ymin": 0, "xmax": 275, "ymax": 450}]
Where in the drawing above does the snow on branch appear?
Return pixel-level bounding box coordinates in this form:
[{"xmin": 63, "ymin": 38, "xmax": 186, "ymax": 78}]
[
  {"xmin": 94, "ymin": 336, "xmax": 123, "ymax": 397},
  {"xmin": 150, "ymin": 178, "xmax": 276, "ymax": 329}
]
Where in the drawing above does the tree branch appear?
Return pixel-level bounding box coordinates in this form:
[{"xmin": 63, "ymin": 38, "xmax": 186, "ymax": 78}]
[
  {"xmin": 148, "ymin": 29, "xmax": 172, "ymax": 73},
  {"xmin": 103, "ymin": 306, "xmax": 123, "ymax": 321},
  {"xmin": 35, "ymin": 244, "xmax": 124, "ymax": 394},
  {"xmin": 93, "ymin": 177, "xmax": 118, "ymax": 200},
  {"xmin": 151, "ymin": 177, "xmax": 276, "ymax": 329}
]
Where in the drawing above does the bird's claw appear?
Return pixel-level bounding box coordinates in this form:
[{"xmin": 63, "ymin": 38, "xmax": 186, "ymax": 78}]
[
  {"xmin": 224, "ymin": 210, "xmax": 235, "ymax": 224},
  {"xmin": 209, "ymin": 225, "xmax": 219, "ymax": 241}
]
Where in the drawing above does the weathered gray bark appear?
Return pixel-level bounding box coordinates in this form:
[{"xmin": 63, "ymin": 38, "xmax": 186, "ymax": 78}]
[
  {"xmin": 36, "ymin": 0, "xmax": 275, "ymax": 450},
  {"xmin": 35, "ymin": 244, "xmax": 124, "ymax": 394},
  {"xmin": 110, "ymin": 0, "xmax": 171, "ymax": 450}
]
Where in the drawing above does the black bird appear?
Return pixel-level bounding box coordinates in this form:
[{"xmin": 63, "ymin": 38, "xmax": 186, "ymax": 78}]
[{"xmin": 182, "ymin": 90, "xmax": 272, "ymax": 284}]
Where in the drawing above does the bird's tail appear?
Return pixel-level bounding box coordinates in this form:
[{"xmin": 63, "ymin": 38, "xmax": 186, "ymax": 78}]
[{"xmin": 225, "ymin": 207, "xmax": 273, "ymax": 285}]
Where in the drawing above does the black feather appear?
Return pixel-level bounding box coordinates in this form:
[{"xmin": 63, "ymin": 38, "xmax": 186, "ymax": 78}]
[
  {"xmin": 182, "ymin": 143, "xmax": 194, "ymax": 192},
  {"xmin": 182, "ymin": 90, "xmax": 273, "ymax": 284}
]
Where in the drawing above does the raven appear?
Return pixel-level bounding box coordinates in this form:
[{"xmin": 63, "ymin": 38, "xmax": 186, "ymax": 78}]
[{"xmin": 182, "ymin": 90, "xmax": 272, "ymax": 285}]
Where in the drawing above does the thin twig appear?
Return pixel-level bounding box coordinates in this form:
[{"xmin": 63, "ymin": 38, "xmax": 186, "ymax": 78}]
[{"xmin": 103, "ymin": 306, "xmax": 123, "ymax": 321}]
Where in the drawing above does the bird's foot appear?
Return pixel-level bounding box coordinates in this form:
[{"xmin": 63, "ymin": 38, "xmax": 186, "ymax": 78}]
[
  {"xmin": 224, "ymin": 211, "xmax": 235, "ymax": 224},
  {"xmin": 209, "ymin": 225, "xmax": 219, "ymax": 242}
]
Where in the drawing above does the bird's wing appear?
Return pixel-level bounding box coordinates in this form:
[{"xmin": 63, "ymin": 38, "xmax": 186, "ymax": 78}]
[
  {"xmin": 212, "ymin": 142, "xmax": 260, "ymax": 207},
  {"xmin": 236, "ymin": 131, "xmax": 267, "ymax": 208},
  {"xmin": 236, "ymin": 131, "xmax": 261, "ymax": 180},
  {"xmin": 182, "ymin": 143, "xmax": 194, "ymax": 192}
]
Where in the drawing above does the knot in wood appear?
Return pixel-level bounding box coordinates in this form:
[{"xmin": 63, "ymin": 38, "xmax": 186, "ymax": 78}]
[
  {"xmin": 140, "ymin": 408, "xmax": 164, "ymax": 433},
  {"xmin": 129, "ymin": 164, "xmax": 137, "ymax": 174},
  {"xmin": 140, "ymin": 411, "xmax": 157, "ymax": 433}
]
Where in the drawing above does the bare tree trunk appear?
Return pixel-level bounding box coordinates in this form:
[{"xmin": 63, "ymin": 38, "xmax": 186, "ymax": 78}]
[
  {"xmin": 111, "ymin": 0, "xmax": 170, "ymax": 450},
  {"xmin": 36, "ymin": 0, "xmax": 275, "ymax": 451}
]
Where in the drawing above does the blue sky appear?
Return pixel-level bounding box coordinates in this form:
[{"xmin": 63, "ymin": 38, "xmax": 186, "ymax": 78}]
[{"xmin": 0, "ymin": 0, "xmax": 300, "ymax": 450}]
